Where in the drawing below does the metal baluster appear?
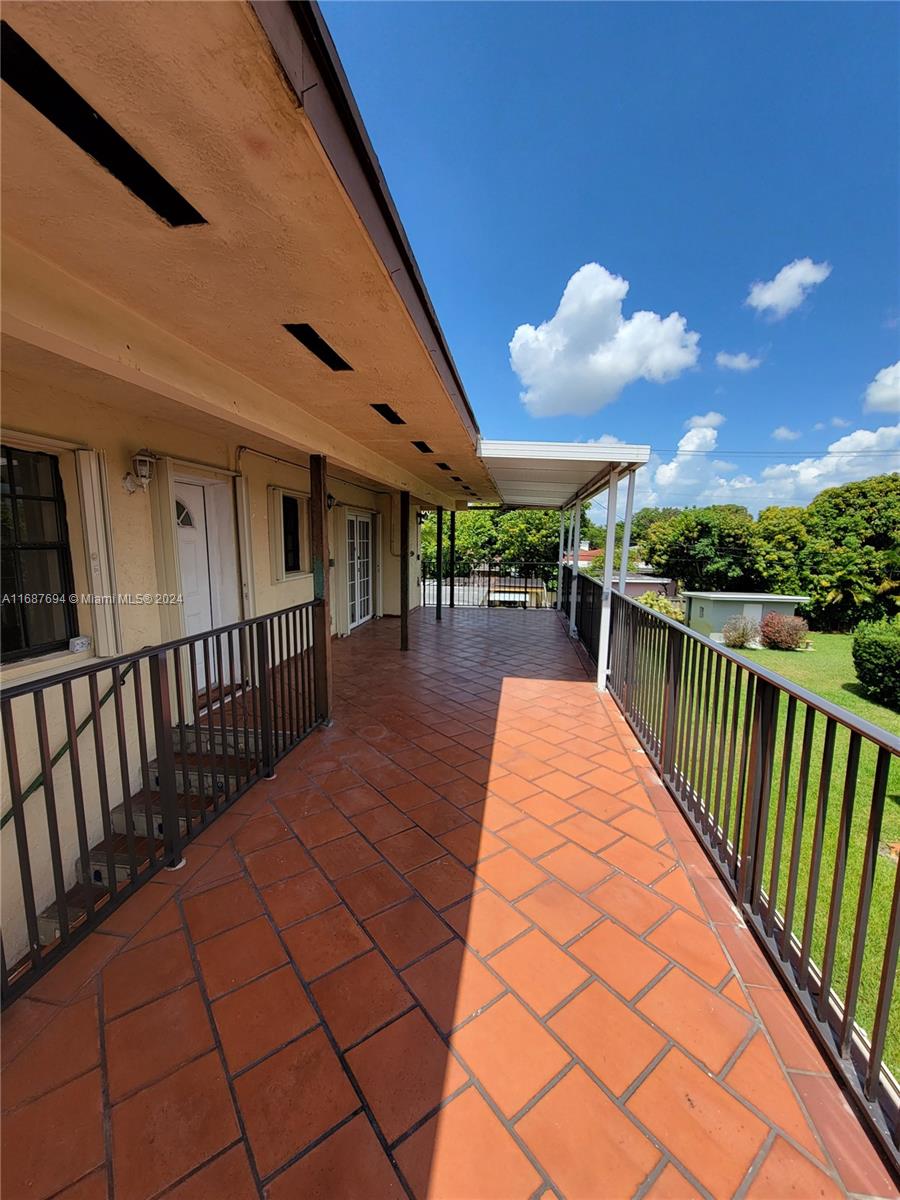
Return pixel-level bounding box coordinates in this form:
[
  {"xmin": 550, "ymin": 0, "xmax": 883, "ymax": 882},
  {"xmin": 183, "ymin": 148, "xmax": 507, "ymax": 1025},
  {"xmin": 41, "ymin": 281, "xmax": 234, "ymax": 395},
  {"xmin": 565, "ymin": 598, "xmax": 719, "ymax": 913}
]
[
  {"xmin": 841, "ymin": 748, "xmax": 890, "ymax": 1053},
  {"xmin": 110, "ymin": 666, "xmax": 138, "ymax": 884},
  {"xmin": 214, "ymin": 634, "xmax": 229, "ymax": 799},
  {"xmin": 61, "ymin": 680, "xmax": 94, "ymax": 921},
  {"xmin": 172, "ymin": 647, "xmax": 194, "ymax": 832},
  {"xmin": 780, "ymin": 706, "xmax": 816, "ymax": 963},
  {"xmin": 798, "ymin": 718, "xmax": 836, "ymax": 990},
  {"xmin": 2, "ymin": 700, "xmax": 43, "ymax": 969},
  {"xmin": 201, "ymin": 638, "xmax": 218, "ymax": 811},
  {"xmin": 817, "ymin": 731, "xmax": 862, "ymax": 1021},
  {"xmin": 149, "ymin": 651, "xmax": 181, "ymax": 868},
  {"xmin": 255, "ymin": 620, "xmax": 276, "ymax": 778},
  {"xmin": 131, "ymin": 661, "xmax": 155, "ymax": 858},
  {"xmin": 33, "ymin": 691, "xmax": 69, "ymax": 942},
  {"xmin": 865, "ymin": 862, "xmax": 900, "ymax": 1101},
  {"xmin": 88, "ymin": 674, "xmax": 118, "ymax": 897},
  {"xmin": 765, "ymin": 695, "xmax": 796, "ymax": 938}
]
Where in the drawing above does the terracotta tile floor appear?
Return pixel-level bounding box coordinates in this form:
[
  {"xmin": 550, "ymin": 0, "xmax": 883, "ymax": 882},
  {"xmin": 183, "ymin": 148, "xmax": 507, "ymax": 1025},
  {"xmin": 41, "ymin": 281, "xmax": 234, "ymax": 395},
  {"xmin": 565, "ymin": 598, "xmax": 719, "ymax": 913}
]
[{"xmin": 2, "ymin": 609, "xmax": 896, "ymax": 1200}]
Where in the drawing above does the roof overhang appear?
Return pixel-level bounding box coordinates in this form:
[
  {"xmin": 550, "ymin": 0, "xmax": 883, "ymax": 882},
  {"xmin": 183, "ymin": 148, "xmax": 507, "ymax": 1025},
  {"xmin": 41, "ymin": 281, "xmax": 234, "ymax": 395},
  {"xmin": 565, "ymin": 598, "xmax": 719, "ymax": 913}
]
[{"xmin": 477, "ymin": 439, "xmax": 651, "ymax": 509}]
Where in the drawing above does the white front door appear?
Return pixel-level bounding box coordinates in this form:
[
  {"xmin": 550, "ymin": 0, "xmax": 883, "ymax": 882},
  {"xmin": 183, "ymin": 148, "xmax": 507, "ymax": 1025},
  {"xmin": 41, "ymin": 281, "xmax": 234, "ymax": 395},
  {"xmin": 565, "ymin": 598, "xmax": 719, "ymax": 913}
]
[
  {"xmin": 347, "ymin": 513, "xmax": 373, "ymax": 630},
  {"xmin": 175, "ymin": 484, "xmax": 215, "ymax": 690}
]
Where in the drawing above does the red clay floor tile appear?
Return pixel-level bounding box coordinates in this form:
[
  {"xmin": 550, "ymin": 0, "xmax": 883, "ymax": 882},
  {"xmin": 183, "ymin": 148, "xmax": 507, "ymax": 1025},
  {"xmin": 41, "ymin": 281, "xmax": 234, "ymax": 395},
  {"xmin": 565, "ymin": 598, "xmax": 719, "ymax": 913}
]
[
  {"xmin": 234, "ymin": 1027, "xmax": 358, "ymax": 1177},
  {"xmin": 212, "ymin": 964, "xmax": 317, "ymax": 1073},
  {"xmin": 103, "ymin": 930, "xmax": 195, "ymax": 1019},
  {"xmin": 351, "ymin": 803, "xmax": 413, "ymax": 842},
  {"xmin": 262, "ymin": 867, "xmax": 338, "ymax": 928},
  {"xmin": 627, "ymin": 1048, "xmax": 768, "ymax": 1199},
  {"xmin": 244, "ymin": 837, "xmax": 312, "ymax": 887},
  {"xmin": 364, "ymin": 896, "xmax": 452, "ymax": 968},
  {"xmin": 283, "ymin": 904, "xmax": 371, "ymax": 980},
  {"xmin": 638, "ymin": 966, "xmax": 752, "ymax": 1073},
  {"xmin": 405, "ymin": 854, "xmax": 475, "ymax": 909},
  {"xmin": 540, "ymin": 842, "xmax": 612, "ymax": 892},
  {"xmin": 475, "ymin": 846, "xmax": 548, "ymax": 899},
  {"xmin": 165, "ymin": 1144, "xmax": 257, "ymax": 1200},
  {"xmin": 590, "ymin": 871, "xmax": 672, "ymax": 934},
  {"xmin": 106, "ymin": 983, "xmax": 213, "ymax": 1102},
  {"xmin": 517, "ymin": 1065, "xmax": 659, "ymax": 1200},
  {"xmin": 2, "ymin": 1069, "xmax": 105, "ymax": 1200},
  {"xmin": 647, "ymin": 908, "xmax": 731, "ymax": 986},
  {"xmin": 111, "ymin": 1053, "xmax": 239, "ymax": 1200},
  {"xmin": 488, "ymin": 928, "xmax": 588, "ymax": 1016},
  {"xmin": 569, "ymin": 919, "xmax": 667, "ymax": 999},
  {"xmin": 452, "ymin": 993, "xmax": 569, "ymax": 1117},
  {"xmin": 745, "ymin": 1136, "xmax": 843, "ymax": 1200},
  {"xmin": 196, "ymin": 915, "xmax": 287, "ymax": 999},
  {"xmin": 347, "ymin": 1007, "xmax": 468, "ymax": 1143},
  {"xmin": 395, "ymin": 1084, "xmax": 541, "ymax": 1200},
  {"xmin": 725, "ymin": 1031, "xmax": 825, "ymax": 1163},
  {"xmin": 1, "ymin": 992, "xmax": 100, "ymax": 1111},
  {"xmin": 337, "ymin": 860, "xmax": 413, "ymax": 919},
  {"xmin": 402, "ymin": 939, "xmax": 504, "ymax": 1034},
  {"xmin": 266, "ymin": 1113, "xmax": 405, "ymax": 1200},
  {"xmin": 550, "ymin": 980, "xmax": 666, "ymax": 1094},
  {"xmin": 445, "ymin": 887, "xmax": 530, "ymax": 955},
  {"xmin": 310, "ymin": 832, "xmax": 380, "ymax": 880},
  {"xmin": 516, "ymin": 881, "xmax": 598, "ymax": 944},
  {"xmin": 378, "ymin": 827, "xmax": 444, "ymax": 872},
  {"xmin": 311, "ymin": 951, "xmax": 413, "ymax": 1048},
  {"xmin": 183, "ymin": 876, "xmax": 262, "ymax": 943}
]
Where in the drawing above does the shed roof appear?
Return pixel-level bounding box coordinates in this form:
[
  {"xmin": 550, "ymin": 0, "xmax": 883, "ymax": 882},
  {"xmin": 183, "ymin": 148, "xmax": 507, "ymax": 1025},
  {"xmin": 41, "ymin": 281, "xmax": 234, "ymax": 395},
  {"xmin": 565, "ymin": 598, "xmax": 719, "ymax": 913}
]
[
  {"xmin": 682, "ymin": 592, "xmax": 809, "ymax": 602},
  {"xmin": 477, "ymin": 439, "xmax": 651, "ymax": 510}
]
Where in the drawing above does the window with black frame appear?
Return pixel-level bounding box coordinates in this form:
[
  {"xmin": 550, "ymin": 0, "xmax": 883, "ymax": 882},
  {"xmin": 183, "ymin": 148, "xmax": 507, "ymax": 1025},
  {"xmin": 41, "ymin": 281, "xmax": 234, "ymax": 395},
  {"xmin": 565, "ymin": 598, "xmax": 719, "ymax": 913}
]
[
  {"xmin": 1, "ymin": 444, "xmax": 78, "ymax": 662},
  {"xmin": 282, "ymin": 492, "xmax": 303, "ymax": 574}
]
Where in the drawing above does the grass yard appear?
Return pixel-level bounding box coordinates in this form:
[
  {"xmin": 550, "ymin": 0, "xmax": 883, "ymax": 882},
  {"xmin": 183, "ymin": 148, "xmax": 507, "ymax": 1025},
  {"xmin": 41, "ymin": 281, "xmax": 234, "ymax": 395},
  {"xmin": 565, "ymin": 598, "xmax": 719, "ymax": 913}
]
[{"xmin": 730, "ymin": 633, "xmax": 899, "ymax": 1074}]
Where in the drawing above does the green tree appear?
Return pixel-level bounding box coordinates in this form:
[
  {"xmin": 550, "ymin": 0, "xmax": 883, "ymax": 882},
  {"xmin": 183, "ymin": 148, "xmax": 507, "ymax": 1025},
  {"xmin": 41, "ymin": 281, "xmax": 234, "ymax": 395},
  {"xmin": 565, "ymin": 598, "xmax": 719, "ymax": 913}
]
[
  {"xmin": 751, "ymin": 506, "xmax": 807, "ymax": 594},
  {"xmin": 644, "ymin": 506, "xmax": 760, "ymax": 591},
  {"xmin": 420, "ymin": 509, "xmax": 497, "ymax": 574},
  {"xmin": 495, "ymin": 509, "xmax": 563, "ymax": 568},
  {"xmin": 798, "ymin": 475, "xmax": 900, "ymax": 630}
]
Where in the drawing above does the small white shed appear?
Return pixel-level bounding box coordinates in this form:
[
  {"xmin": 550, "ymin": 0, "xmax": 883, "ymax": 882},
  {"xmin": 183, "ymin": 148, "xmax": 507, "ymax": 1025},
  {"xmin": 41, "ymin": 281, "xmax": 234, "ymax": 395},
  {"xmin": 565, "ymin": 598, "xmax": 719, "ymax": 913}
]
[{"xmin": 682, "ymin": 592, "xmax": 809, "ymax": 641}]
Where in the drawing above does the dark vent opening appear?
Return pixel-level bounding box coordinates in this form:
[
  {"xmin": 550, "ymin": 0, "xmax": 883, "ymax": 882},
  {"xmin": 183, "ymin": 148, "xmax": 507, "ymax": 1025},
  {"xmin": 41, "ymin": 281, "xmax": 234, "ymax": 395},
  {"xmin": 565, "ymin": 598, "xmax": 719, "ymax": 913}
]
[
  {"xmin": 0, "ymin": 22, "xmax": 206, "ymax": 228},
  {"xmin": 451, "ymin": 476, "xmax": 462, "ymax": 482},
  {"xmin": 435, "ymin": 462, "xmax": 451, "ymax": 471},
  {"xmin": 284, "ymin": 324, "xmax": 352, "ymax": 372},
  {"xmin": 411, "ymin": 441, "xmax": 433, "ymax": 454},
  {"xmin": 371, "ymin": 403, "xmax": 405, "ymax": 425}
]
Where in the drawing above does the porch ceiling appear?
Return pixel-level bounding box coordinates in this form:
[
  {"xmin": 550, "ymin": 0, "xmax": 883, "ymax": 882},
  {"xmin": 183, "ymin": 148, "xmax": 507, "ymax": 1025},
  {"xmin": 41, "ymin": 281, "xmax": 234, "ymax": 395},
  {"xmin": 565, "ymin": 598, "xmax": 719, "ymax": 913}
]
[
  {"xmin": 477, "ymin": 439, "xmax": 652, "ymax": 509},
  {"xmin": 0, "ymin": 1, "xmax": 498, "ymax": 506}
]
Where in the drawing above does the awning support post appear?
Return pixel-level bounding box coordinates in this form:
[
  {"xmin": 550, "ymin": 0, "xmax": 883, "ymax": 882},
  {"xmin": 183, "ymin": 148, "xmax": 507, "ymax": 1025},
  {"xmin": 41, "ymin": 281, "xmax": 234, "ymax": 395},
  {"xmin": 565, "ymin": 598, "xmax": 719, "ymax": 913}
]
[
  {"xmin": 555, "ymin": 510, "xmax": 566, "ymax": 610},
  {"xmin": 435, "ymin": 506, "xmax": 443, "ymax": 622},
  {"xmin": 597, "ymin": 472, "xmax": 619, "ymax": 691},
  {"xmin": 449, "ymin": 510, "xmax": 456, "ymax": 608},
  {"xmin": 310, "ymin": 454, "xmax": 333, "ymax": 721},
  {"xmin": 400, "ymin": 491, "xmax": 410, "ymax": 651},
  {"xmin": 567, "ymin": 500, "xmax": 582, "ymax": 637},
  {"xmin": 618, "ymin": 470, "xmax": 636, "ymax": 594}
]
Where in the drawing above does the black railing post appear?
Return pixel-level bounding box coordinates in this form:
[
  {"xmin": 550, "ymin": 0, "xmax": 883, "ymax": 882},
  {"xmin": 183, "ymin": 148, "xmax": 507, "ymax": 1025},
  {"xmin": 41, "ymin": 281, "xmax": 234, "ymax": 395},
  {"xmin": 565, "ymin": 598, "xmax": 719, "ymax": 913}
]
[
  {"xmin": 149, "ymin": 651, "xmax": 182, "ymax": 867},
  {"xmin": 660, "ymin": 624, "xmax": 683, "ymax": 781},
  {"xmin": 435, "ymin": 507, "xmax": 443, "ymax": 622},
  {"xmin": 255, "ymin": 620, "xmax": 277, "ymax": 779},
  {"xmin": 737, "ymin": 677, "xmax": 778, "ymax": 906}
]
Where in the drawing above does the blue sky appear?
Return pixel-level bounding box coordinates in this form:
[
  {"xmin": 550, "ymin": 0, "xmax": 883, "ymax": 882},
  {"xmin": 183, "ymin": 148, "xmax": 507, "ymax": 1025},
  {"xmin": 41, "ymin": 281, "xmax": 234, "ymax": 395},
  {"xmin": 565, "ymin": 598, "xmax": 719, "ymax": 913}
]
[{"xmin": 322, "ymin": 1, "xmax": 899, "ymax": 512}]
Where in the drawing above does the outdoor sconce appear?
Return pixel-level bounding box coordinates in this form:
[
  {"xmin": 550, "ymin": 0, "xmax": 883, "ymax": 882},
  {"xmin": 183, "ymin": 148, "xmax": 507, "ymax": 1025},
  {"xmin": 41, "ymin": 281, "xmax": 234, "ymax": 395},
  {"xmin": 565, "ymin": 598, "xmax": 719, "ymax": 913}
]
[
  {"xmin": 416, "ymin": 510, "xmax": 428, "ymax": 526},
  {"xmin": 326, "ymin": 493, "xmax": 336, "ymax": 511},
  {"xmin": 123, "ymin": 450, "xmax": 157, "ymax": 494}
]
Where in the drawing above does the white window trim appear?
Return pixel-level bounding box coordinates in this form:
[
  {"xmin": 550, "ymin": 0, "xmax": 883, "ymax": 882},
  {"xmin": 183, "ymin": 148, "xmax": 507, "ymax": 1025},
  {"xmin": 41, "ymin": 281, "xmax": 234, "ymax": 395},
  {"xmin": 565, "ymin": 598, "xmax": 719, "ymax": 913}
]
[{"xmin": 268, "ymin": 486, "xmax": 312, "ymax": 583}]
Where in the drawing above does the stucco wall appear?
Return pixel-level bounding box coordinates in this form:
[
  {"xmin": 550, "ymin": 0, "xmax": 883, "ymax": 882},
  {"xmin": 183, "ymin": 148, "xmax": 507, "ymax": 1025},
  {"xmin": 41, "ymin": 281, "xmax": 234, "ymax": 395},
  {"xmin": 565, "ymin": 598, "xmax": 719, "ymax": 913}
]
[{"xmin": 686, "ymin": 597, "xmax": 801, "ymax": 639}]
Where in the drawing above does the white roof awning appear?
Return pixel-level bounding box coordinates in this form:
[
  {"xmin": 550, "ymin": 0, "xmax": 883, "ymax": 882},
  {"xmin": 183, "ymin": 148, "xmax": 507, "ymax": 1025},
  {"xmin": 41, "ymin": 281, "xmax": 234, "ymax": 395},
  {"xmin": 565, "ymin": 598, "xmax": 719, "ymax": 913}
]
[{"xmin": 477, "ymin": 439, "xmax": 651, "ymax": 509}]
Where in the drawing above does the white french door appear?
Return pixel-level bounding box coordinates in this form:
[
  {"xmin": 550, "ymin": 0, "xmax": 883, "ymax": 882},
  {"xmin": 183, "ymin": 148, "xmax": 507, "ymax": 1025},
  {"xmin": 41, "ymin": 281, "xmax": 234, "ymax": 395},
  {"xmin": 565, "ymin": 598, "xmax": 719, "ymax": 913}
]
[{"xmin": 347, "ymin": 513, "xmax": 373, "ymax": 630}]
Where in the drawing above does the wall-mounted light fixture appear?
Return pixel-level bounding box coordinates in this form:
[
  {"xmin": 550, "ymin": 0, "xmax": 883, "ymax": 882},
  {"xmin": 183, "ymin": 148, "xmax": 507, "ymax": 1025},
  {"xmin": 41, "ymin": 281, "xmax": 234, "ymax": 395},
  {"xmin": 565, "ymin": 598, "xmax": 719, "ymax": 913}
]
[
  {"xmin": 123, "ymin": 450, "xmax": 157, "ymax": 493},
  {"xmin": 416, "ymin": 510, "xmax": 428, "ymax": 526},
  {"xmin": 326, "ymin": 493, "xmax": 336, "ymax": 511}
]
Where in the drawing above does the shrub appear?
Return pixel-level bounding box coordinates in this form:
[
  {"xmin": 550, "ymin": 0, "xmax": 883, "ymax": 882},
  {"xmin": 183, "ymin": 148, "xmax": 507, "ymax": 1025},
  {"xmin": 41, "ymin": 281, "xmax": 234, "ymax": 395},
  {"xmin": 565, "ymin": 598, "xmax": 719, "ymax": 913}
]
[
  {"xmin": 722, "ymin": 615, "xmax": 759, "ymax": 648},
  {"xmin": 636, "ymin": 591, "xmax": 683, "ymax": 621},
  {"xmin": 759, "ymin": 611, "xmax": 809, "ymax": 650},
  {"xmin": 852, "ymin": 616, "xmax": 900, "ymax": 710}
]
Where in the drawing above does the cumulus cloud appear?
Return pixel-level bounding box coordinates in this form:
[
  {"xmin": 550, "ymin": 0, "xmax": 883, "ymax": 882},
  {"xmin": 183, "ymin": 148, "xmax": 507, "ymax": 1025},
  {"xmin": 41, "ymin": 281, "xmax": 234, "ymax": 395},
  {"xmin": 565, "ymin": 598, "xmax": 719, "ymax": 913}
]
[
  {"xmin": 772, "ymin": 426, "xmax": 801, "ymax": 441},
  {"xmin": 509, "ymin": 263, "xmax": 700, "ymax": 417},
  {"xmin": 685, "ymin": 411, "xmax": 725, "ymax": 430},
  {"xmin": 865, "ymin": 362, "xmax": 900, "ymax": 413},
  {"xmin": 813, "ymin": 422, "xmax": 825, "ymax": 431},
  {"xmin": 746, "ymin": 258, "xmax": 832, "ymax": 319},
  {"xmin": 831, "ymin": 416, "xmax": 851, "ymax": 428},
  {"xmin": 648, "ymin": 415, "xmax": 900, "ymax": 511},
  {"xmin": 716, "ymin": 351, "xmax": 761, "ymax": 371}
]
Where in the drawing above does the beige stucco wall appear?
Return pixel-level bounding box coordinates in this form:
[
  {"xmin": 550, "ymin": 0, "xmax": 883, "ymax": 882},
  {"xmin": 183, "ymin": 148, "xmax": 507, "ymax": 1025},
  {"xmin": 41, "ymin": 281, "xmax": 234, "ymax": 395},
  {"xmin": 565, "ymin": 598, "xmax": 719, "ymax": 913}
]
[{"xmin": 0, "ymin": 362, "xmax": 423, "ymax": 967}]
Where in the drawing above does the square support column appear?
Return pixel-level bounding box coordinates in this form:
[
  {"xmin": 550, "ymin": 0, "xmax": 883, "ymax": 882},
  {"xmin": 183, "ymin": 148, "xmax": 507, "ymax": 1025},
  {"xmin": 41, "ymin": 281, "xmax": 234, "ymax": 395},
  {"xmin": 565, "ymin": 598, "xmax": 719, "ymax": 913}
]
[
  {"xmin": 309, "ymin": 454, "xmax": 333, "ymax": 721},
  {"xmin": 449, "ymin": 510, "xmax": 456, "ymax": 608},
  {"xmin": 618, "ymin": 470, "xmax": 636, "ymax": 594},
  {"xmin": 555, "ymin": 510, "xmax": 566, "ymax": 610},
  {"xmin": 435, "ymin": 506, "xmax": 443, "ymax": 621},
  {"xmin": 597, "ymin": 471, "xmax": 619, "ymax": 691},
  {"xmin": 400, "ymin": 491, "xmax": 410, "ymax": 651},
  {"xmin": 567, "ymin": 500, "xmax": 582, "ymax": 637}
]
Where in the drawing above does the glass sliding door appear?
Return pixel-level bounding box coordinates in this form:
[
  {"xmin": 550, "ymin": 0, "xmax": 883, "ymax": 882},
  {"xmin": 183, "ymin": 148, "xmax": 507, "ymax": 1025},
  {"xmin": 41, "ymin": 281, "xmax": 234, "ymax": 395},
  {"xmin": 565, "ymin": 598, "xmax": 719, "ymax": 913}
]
[{"xmin": 347, "ymin": 513, "xmax": 373, "ymax": 630}]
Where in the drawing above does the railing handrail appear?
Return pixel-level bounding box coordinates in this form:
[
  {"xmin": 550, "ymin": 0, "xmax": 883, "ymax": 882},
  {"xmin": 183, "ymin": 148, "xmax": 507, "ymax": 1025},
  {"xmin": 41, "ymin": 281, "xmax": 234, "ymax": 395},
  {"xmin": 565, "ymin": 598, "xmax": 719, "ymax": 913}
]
[
  {"xmin": 0, "ymin": 598, "xmax": 323, "ymax": 702},
  {"xmin": 611, "ymin": 591, "xmax": 900, "ymax": 756}
]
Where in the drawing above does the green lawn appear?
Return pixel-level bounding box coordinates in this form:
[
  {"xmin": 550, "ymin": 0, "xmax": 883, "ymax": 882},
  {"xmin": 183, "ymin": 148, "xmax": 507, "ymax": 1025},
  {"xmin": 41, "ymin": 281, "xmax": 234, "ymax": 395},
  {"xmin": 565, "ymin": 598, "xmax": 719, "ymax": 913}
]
[{"xmin": 730, "ymin": 634, "xmax": 899, "ymax": 1073}]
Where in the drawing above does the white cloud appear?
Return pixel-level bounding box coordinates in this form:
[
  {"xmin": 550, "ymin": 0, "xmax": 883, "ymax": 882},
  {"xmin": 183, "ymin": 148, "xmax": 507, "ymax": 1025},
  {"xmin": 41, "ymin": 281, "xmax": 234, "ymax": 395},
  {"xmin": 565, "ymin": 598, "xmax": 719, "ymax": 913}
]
[
  {"xmin": 772, "ymin": 426, "xmax": 801, "ymax": 441},
  {"xmin": 746, "ymin": 257, "xmax": 832, "ymax": 319},
  {"xmin": 685, "ymin": 411, "xmax": 725, "ymax": 429},
  {"xmin": 509, "ymin": 263, "xmax": 700, "ymax": 417},
  {"xmin": 865, "ymin": 362, "xmax": 900, "ymax": 413},
  {"xmin": 813, "ymin": 422, "xmax": 826, "ymax": 431},
  {"xmin": 831, "ymin": 416, "xmax": 851, "ymax": 427},
  {"xmin": 716, "ymin": 351, "xmax": 761, "ymax": 371},
  {"xmin": 646, "ymin": 415, "xmax": 900, "ymax": 512}
]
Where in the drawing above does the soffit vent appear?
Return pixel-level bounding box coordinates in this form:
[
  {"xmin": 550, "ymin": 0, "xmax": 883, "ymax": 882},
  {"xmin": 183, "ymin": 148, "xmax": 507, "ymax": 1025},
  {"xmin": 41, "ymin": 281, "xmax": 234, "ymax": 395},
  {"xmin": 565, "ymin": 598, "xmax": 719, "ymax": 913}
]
[
  {"xmin": 411, "ymin": 441, "xmax": 433, "ymax": 454},
  {"xmin": 371, "ymin": 403, "xmax": 405, "ymax": 425},
  {"xmin": 435, "ymin": 463, "xmax": 452, "ymax": 471},
  {"xmin": 0, "ymin": 22, "xmax": 206, "ymax": 228},
  {"xmin": 284, "ymin": 324, "xmax": 352, "ymax": 371}
]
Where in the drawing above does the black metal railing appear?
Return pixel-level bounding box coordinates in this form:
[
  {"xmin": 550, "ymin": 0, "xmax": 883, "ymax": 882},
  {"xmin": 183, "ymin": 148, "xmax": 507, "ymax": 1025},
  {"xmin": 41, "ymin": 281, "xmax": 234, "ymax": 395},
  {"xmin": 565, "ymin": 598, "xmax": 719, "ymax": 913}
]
[
  {"xmin": 606, "ymin": 589, "xmax": 900, "ymax": 1166},
  {"xmin": 0, "ymin": 599, "xmax": 323, "ymax": 1005},
  {"xmin": 422, "ymin": 561, "xmax": 560, "ymax": 609}
]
